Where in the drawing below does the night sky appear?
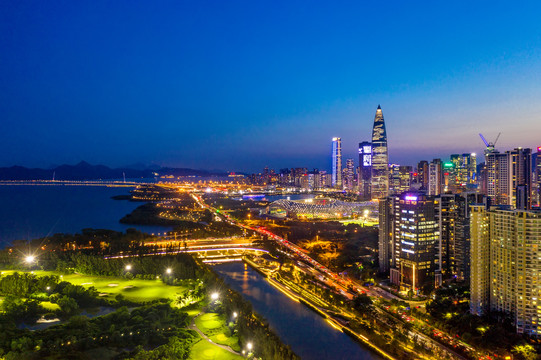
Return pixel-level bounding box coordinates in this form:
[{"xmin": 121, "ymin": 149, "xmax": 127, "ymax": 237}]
[{"xmin": 1, "ymin": 1, "xmax": 540, "ymax": 172}]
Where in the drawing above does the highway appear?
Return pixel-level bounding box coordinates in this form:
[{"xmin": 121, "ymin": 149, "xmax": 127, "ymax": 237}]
[{"xmin": 192, "ymin": 193, "xmax": 469, "ymax": 360}]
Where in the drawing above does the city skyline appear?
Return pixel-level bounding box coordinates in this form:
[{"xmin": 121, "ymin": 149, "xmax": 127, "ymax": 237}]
[{"xmin": 1, "ymin": 2, "xmax": 541, "ymax": 172}]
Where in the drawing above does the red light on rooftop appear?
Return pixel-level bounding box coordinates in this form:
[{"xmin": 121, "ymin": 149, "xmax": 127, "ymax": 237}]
[{"xmin": 538, "ymin": 146, "xmax": 541, "ymax": 152}]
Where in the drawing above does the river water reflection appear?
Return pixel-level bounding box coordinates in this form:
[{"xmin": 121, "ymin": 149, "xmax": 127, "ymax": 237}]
[{"xmin": 215, "ymin": 262, "xmax": 381, "ymax": 360}]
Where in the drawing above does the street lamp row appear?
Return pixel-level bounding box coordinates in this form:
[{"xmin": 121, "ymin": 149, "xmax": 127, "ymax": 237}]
[{"xmin": 124, "ymin": 264, "xmax": 173, "ymax": 275}]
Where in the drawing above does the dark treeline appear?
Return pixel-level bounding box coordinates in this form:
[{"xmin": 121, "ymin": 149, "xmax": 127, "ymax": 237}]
[{"xmin": 5, "ymin": 228, "xmax": 152, "ymax": 257}]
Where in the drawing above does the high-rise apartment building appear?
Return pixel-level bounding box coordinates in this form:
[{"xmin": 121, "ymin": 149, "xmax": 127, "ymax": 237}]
[
  {"xmin": 398, "ymin": 166, "xmax": 412, "ymax": 193},
  {"xmin": 485, "ymin": 148, "xmax": 531, "ymax": 208},
  {"xmin": 417, "ymin": 160, "xmax": 429, "ymax": 190},
  {"xmin": 378, "ymin": 196, "xmax": 396, "ymax": 274},
  {"xmin": 470, "ymin": 207, "xmax": 541, "ymax": 336},
  {"xmin": 485, "ymin": 150, "xmax": 508, "ymax": 205},
  {"xmin": 389, "ymin": 164, "xmax": 400, "ymax": 194},
  {"xmin": 534, "ymin": 147, "xmax": 541, "ymax": 208},
  {"xmin": 508, "ymin": 148, "xmax": 531, "ymax": 209},
  {"xmin": 370, "ymin": 106, "xmax": 389, "ymax": 199},
  {"xmin": 331, "ymin": 137, "xmax": 342, "ymax": 188},
  {"xmin": 435, "ymin": 192, "xmax": 484, "ymax": 282},
  {"xmin": 470, "ymin": 205, "xmax": 490, "ymax": 316},
  {"xmin": 428, "ymin": 159, "xmax": 443, "ymax": 196},
  {"xmin": 435, "ymin": 194, "xmax": 456, "ymax": 277},
  {"xmin": 359, "ymin": 141, "xmax": 372, "ymax": 200}
]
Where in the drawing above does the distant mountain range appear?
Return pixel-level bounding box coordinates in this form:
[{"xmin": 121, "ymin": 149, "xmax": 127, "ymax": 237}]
[{"xmin": 0, "ymin": 161, "xmax": 229, "ymax": 180}]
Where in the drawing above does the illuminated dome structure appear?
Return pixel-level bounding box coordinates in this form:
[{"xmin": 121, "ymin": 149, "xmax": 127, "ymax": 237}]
[{"xmin": 268, "ymin": 198, "xmax": 377, "ymax": 219}]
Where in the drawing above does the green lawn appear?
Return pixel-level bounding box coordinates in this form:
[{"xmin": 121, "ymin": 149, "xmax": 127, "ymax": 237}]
[
  {"xmin": 188, "ymin": 337, "xmax": 243, "ymax": 360},
  {"xmin": 40, "ymin": 301, "xmax": 60, "ymax": 311},
  {"xmin": 0, "ymin": 270, "xmax": 186, "ymax": 303},
  {"xmin": 195, "ymin": 312, "xmax": 240, "ymax": 352}
]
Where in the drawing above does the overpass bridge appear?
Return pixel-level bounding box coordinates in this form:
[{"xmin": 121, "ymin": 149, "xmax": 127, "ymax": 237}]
[{"xmin": 108, "ymin": 237, "xmax": 269, "ymax": 263}]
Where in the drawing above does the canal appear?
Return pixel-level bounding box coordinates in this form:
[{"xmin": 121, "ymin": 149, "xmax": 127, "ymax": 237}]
[{"xmin": 214, "ymin": 262, "xmax": 381, "ymax": 360}]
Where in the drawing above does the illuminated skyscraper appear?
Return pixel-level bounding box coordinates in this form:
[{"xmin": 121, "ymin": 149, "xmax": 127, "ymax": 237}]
[
  {"xmin": 485, "ymin": 148, "xmax": 531, "ymax": 208},
  {"xmin": 370, "ymin": 105, "xmax": 389, "ymax": 199},
  {"xmin": 389, "ymin": 193, "xmax": 439, "ymax": 291},
  {"xmin": 358, "ymin": 141, "xmax": 372, "ymax": 199},
  {"xmin": 344, "ymin": 158, "xmax": 354, "ymax": 190},
  {"xmin": 508, "ymin": 148, "xmax": 531, "ymax": 209},
  {"xmin": 428, "ymin": 159, "xmax": 442, "ymax": 195},
  {"xmin": 331, "ymin": 137, "xmax": 342, "ymax": 188},
  {"xmin": 416, "ymin": 160, "xmax": 429, "ymax": 189}
]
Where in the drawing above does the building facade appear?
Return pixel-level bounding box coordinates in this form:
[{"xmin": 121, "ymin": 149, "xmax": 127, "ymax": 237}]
[
  {"xmin": 470, "ymin": 207, "xmax": 541, "ymax": 336},
  {"xmin": 428, "ymin": 159, "xmax": 442, "ymax": 196},
  {"xmin": 359, "ymin": 141, "xmax": 372, "ymax": 200},
  {"xmin": 370, "ymin": 105, "xmax": 389, "ymax": 199},
  {"xmin": 331, "ymin": 137, "xmax": 342, "ymax": 188}
]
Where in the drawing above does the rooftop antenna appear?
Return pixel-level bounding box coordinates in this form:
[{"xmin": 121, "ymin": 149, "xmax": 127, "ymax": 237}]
[
  {"xmin": 123, "ymin": 172, "xmax": 126, "ymax": 183},
  {"xmin": 52, "ymin": 171, "xmax": 55, "ymax": 181}
]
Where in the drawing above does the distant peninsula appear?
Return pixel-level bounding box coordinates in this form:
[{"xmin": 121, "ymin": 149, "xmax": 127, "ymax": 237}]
[{"xmin": 0, "ymin": 161, "xmax": 229, "ymax": 181}]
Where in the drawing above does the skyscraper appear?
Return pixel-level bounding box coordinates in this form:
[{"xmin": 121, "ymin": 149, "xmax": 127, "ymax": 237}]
[
  {"xmin": 416, "ymin": 160, "xmax": 429, "ymax": 189},
  {"xmin": 395, "ymin": 193, "xmax": 439, "ymax": 292},
  {"xmin": 345, "ymin": 158, "xmax": 354, "ymax": 190},
  {"xmin": 358, "ymin": 141, "xmax": 372, "ymax": 199},
  {"xmin": 508, "ymin": 147, "xmax": 531, "ymax": 209},
  {"xmin": 428, "ymin": 159, "xmax": 443, "ymax": 196},
  {"xmin": 534, "ymin": 147, "xmax": 541, "ymax": 208},
  {"xmin": 331, "ymin": 137, "xmax": 342, "ymax": 188},
  {"xmin": 370, "ymin": 105, "xmax": 389, "ymax": 199},
  {"xmin": 485, "ymin": 148, "xmax": 531, "ymax": 208}
]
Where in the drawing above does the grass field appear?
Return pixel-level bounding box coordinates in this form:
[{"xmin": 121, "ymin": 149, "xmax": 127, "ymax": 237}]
[
  {"xmin": 40, "ymin": 301, "xmax": 60, "ymax": 311},
  {"xmin": 0, "ymin": 270, "xmax": 186, "ymax": 303},
  {"xmin": 188, "ymin": 337, "xmax": 243, "ymax": 360},
  {"xmin": 195, "ymin": 312, "xmax": 240, "ymax": 352}
]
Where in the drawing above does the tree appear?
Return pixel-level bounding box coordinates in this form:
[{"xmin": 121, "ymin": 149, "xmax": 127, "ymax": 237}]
[
  {"xmin": 512, "ymin": 344, "xmax": 537, "ymax": 360},
  {"xmin": 57, "ymin": 296, "xmax": 79, "ymax": 317}
]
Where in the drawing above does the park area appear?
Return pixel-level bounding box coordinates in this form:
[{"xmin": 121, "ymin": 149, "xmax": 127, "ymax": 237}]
[
  {"xmin": 0, "ymin": 269, "xmax": 185, "ymax": 302},
  {"xmin": 0, "ymin": 269, "xmax": 244, "ymax": 360}
]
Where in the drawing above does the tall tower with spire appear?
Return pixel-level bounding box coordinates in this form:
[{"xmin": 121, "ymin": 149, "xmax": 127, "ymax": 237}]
[
  {"xmin": 370, "ymin": 105, "xmax": 389, "ymax": 198},
  {"xmin": 331, "ymin": 137, "xmax": 342, "ymax": 188}
]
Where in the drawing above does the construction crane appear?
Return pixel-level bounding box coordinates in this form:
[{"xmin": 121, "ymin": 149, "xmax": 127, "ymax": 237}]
[{"xmin": 479, "ymin": 132, "xmax": 501, "ymax": 154}]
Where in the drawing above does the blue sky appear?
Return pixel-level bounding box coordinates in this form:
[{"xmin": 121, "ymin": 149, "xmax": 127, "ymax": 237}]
[{"xmin": 1, "ymin": 1, "xmax": 540, "ymax": 172}]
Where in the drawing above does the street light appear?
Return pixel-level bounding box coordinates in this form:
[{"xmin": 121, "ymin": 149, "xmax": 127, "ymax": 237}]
[
  {"xmin": 233, "ymin": 311, "xmax": 238, "ymax": 318},
  {"xmin": 211, "ymin": 292, "xmax": 219, "ymax": 301},
  {"xmin": 247, "ymin": 342, "xmax": 253, "ymax": 351},
  {"xmin": 166, "ymin": 268, "xmax": 172, "ymax": 275},
  {"xmin": 125, "ymin": 264, "xmax": 132, "ymax": 271},
  {"xmin": 25, "ymin": 255, "xmax": 35, "ymax": 264}
]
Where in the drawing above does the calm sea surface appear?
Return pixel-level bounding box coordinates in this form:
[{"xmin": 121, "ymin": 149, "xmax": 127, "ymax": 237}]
[{"xmin": 0, "ymin": 185, "xmax": 170, "ymax": 246}]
